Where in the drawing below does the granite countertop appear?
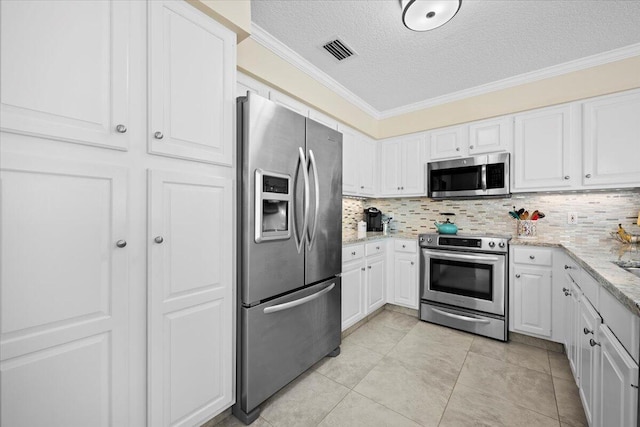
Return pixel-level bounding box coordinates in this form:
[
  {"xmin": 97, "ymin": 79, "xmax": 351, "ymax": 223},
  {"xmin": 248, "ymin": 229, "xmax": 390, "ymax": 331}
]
[
  {"xmin": 511, "ymin": 237, "xmax": 640, "ymax": 317},
  {"xmin": 342, "ymin": 231, "xmax": 421, "ymax": 244}
]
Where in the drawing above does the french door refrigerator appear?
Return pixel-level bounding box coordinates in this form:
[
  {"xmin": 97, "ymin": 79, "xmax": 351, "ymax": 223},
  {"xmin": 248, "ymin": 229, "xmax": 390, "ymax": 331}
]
[{"xmin": 233, "ymin": 93, "xmax": 342, "ymax": 424}]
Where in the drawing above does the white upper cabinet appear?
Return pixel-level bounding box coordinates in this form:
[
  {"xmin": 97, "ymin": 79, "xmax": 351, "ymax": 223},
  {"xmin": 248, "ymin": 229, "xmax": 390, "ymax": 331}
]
[
  {"xmin": 237, "ymin": 72, "xmax": 271, "ymax": 99},
  {"xmin": 428, "ymin": 125, "xmax": 466, "ymax": 160},
  {"xmin": 148, "ymin": 0, "xmax": 235, "ymax": 166},
  {"xmin": 582, "ymin": 90, "xmax": 640, "ymax": 188},
  {"xmin": 379, "ymin": 134, "xmax": 425, "ymax": 197},
  {"xmin": 0, "ymin": 0, "xmax": 132, "ymax": 150},
  {"xmin": 512, "ymin": 103, "xmax": 580, "ymax": 191},
  {"xmin": 340, "ymin": 125, "xmax": 376, "ymax": 197},
  {"xmin": 468, "ymin": 116, "xmax": 513, "ymax": 155}
]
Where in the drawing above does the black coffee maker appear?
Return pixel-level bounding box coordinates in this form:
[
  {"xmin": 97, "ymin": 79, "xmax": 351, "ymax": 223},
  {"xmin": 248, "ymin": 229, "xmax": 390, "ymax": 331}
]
[{"xmin": 364, "ymin": 207, "xmax": 383, "ymax": 232}]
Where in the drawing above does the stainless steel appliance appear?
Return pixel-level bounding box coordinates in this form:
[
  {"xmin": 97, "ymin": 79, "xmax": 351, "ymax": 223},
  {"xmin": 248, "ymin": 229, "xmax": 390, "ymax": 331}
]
[
  {"xmin": 234, "ymin": 93, "xmax": 343, "ymax": 424},
  {"xmin": 364, "ymin": 207, "xmax": 383, "ymax": 231},
  {"xmin": 419, "ymin": 233, "xmax": 509, "ymax": 341},
  {"xmin": 427, "ymin": 153, "xmax": 510, "ymax": 199}
]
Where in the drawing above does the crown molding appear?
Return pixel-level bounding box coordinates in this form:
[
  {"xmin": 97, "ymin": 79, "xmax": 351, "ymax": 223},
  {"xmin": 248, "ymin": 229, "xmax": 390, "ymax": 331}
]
[
  {"xmin": 250, "ymin": 23, "xmax": 640, "ymax": 120},
  {"xmin": 378, "ymin": 42, "xmax": 640, "ymax": 119},
  {"xmin": 250, "ymin": 23, "xmax": 382, "ymax": 119}
]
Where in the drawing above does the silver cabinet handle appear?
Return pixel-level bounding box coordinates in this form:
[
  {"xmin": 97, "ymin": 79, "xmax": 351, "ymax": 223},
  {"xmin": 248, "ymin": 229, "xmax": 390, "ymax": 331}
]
[
  {"xmin": 367, "ymin": 265, "xmax": 372, "ymax": 269},
  {"xmin": 397, "ymin": 187, "xmax": 400, "ymax": 190},
  {"xmin": 360, "ymin": 185, "xmax": 364, "ymax": 189},
  {"xmin": 264, "ymin": 283, "xmax": 335, "ymax": 314},
  {"xmin": 564, "ymin": 175, "xmax": 570, "ymax": 180},
  {"xmin": 116, "ymin": 240, "xmax": 127, "ymax": 248},
  {"xmin": 154, "ymin": 236, "xmax": 164, "ymax": 244},
  {"xmin": 154, "ymin": 131, "xmax": 164, "ymax": 140},
  {"xmin": 585, "ymin": 174, "xmax": 591, "ymax": 178},
  {"xmin": 469, "ymin": 145, "xmax": 474, "ymax": 149},
  {"xmin": 351, "ymin": 251, "xmax": 356, "ymax": 256},
  {"xmin": 562, "ymin": 287, "xmax": 570, "ymax": 292},
  {"xmin": 432, "ymin": 307, "xmax": 490, "ymax": 324},
  {"xmin": 115, "ymin": 124, "xmax": 127, "ymax": 133},
  {"xmin": 401, "ymin": 186, "xmax": 404, "ymax": 190},
  {"xmin": 529, "ymin": 255, "xmax": 535, "ymax": 259},
  {"xmin": 564, "ymin": 291, "xmax": 572, "ymax": 296},
  {"xmin": 456, "ymin": 147, "xmax": 460, "ymax": 151},
  {"xmin": 361, "ymin": 267, "xmax": 365, "ymax": 271},
  {"xmin": 515, "ymin": 274, "xmax": 521, "ymax": 278},
  {"xmin": 564, "ymin": 265, "xmax": 572, "ymax": 269},
  {"xmin": 307, "ymin": 149, "xmax": 320, "ymax": 250},
  {"xmin": 402, "ymin": 244, "xmax": 406, "ymax": 248},
  {"xmin": 410, "ymin": 261, "xmax": 414, "ymax": 265},
  {"xmin": 589, "ymin": 338, "xmax": 601, "ymax": 347},
  {"xmin": 376, "ymin": 246, "xmax": 380, "ymax": 250},
  {"xmin": 583, "ymin": 327, "xmax": 593, "ymax": 335}
]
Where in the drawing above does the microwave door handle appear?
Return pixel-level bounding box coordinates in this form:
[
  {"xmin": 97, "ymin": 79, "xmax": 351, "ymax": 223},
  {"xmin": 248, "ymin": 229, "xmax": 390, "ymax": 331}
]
[
  {"xmin": 293, "ymin": 147, "xmax": 310, "ymax": 254},
  {"xmin": 307, "ymin": 149, "xmax": 320, "ymax": 250},
  {"xmin": 432, "ymin": 307, "xmax": 491, "ymax": 324},
  {"xmin": 481, "ymin": 164, "xmax": 487, "ymax": 191}
]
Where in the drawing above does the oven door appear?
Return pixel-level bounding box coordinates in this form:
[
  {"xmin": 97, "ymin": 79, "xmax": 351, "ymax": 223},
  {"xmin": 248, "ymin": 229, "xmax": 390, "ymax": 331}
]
[{"xmin": 420, "ymin": 248, "xmax": 505, "ymax": 316}]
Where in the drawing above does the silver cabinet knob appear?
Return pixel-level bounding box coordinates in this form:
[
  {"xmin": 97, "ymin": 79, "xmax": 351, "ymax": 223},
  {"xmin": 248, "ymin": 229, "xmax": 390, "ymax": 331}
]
[
  {"xmin": 367, "ymin": 265, "xmax": 372, "ymax": 269},
  {"xmin": 564, "ymin": 291, "xmax": 572, "ymax": 296},
  {"xmin": 562, "ymin": 287, "xmax": 569, "ymax": 292},
  {"xmin": 456, "ymin": 147, "xmax": 460, "ymax": 151},
  {"xmin": 589, "ymin": 338, "xmax": 601, "ymax": 347},
  {"xmin": 585, "ymin": 174, "xmax": 591, "ymax": 178},
  {"xmin": 361, "ymin": 267, "xmax": 365, "ymax": 271},
  {"xmin": 154, "ymin": 236, "xmax": 164, "ymax": 244},
  {"xmin": 376, "ymin": 246, "xmax": 380, "ymax": 250},
  {"xmin": 529, "ymin": 255, "xmax": 535, "ymax": 260},
  {"xmin": 397, "ymin": 187, "xmax": 400, "ymax": 190},
  {"xmin": 402, "ymin": 244, "xmax": 406, "ymax": 248},
  {"xmin": 360, "ymin": 185, "xmax": 364, "ymax": 189},
  {"xmin": 583, "ymin": 327, "xmax": 593, "ymax": 335},
  {"xmin": 352, "ymin": 251, "xmax": 356, "ymax": 256},
  {"xmin": 116, "ymin": 240, "xmax": 127, "ymax": 248},
  {"xmin": 469, "ymin": 145, "xmax": 474, "ymax": 149},
  {"xmin": 515, "ymin": 274, "xmax": 521, "ymax": 278},
  {"xmin": 115, "ymin": 124, "xmax": 127, "ymax": 133},
  {"xmin": 154, "ymin": 131, "xmax": 164, "ymax": 140},
  {"xmin": 564, "ymin": 175, "xmax": 570, "ymax": 180},
  {"xmin": 564, "ymin": 265, "xmax": 572, "ymax": 269},
  {"xmin": 410, "ymin": 261, "xmax": 414, "ymax": 265}
]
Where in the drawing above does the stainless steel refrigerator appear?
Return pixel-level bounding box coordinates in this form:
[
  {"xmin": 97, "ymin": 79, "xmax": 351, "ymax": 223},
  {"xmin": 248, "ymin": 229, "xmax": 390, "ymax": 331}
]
[{"xmin": 233, "ymin": 93, "xmax": 342, "ymax": 424}]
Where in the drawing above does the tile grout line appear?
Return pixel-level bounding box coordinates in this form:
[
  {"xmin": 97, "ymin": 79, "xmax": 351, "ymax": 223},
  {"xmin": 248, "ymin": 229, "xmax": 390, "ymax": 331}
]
[
  {"xmin": 549, "ymin": 350, "xmax": 563, "ymax": 423},
  {"xmin": 436, "ymin": 338, "xmax": 474, "ymax": 426}
]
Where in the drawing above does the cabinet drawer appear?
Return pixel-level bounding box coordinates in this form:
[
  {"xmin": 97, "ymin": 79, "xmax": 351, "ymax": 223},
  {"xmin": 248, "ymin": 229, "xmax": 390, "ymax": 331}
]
[
  {"xmin": 342, "ymin": 244, "xmax": 364, "ymax": 262},
  {"xmin": 578, "ymin": 270, "xmax": 599, "ymax": 310},
  {"xmin": 394, "ymin": 239, "xmax": 417, "ymax": 253},
  {"xmin": 365, "ymin": 241, "xmax": 386, "ymax": 257},
  {"xmin": 599, "ymin": 287, "xmax": 639, "ymax": 364},
  {"xmin": 513, "ymin": 247, "xmax": 552, "ymax": 266}
]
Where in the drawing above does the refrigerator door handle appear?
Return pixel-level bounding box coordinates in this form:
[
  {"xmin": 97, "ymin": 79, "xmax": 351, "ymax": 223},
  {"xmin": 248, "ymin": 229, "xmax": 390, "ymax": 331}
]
[
  {"xmin": 293, "ymin": 147, "xmax": 310, "ymax": 254},
  {"xmin": 307, "ymin": 149, "xmax": 320, "ymax": 250},
  {"xmin": 263, "ymin": 283, "xmax": 335, "ymax": 314}
]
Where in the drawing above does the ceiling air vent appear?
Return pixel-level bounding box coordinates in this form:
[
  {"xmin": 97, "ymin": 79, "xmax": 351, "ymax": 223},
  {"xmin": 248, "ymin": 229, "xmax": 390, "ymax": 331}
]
[{"xmin": 322, "ymin": 38, "xmax": 356, "ymax": 61}]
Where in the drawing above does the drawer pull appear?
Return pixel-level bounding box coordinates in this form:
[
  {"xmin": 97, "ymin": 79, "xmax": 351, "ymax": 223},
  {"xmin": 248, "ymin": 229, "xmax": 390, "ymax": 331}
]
[
  {"xmin": 376, "ymin": 246, "xmax": 380, "ymax": 250},
  {"xmin": 564, "ymin": 265, "xmax": 572, "ymax": 269},
  {"xmin": 515, "ymin": 274, "xmax": 521, "ymax": 278},
  {"xmin": 529, "ymin": 255, "xmax": 535, "ymax": 260},
  {"xmin": 564, "ymin": 291, "xmax": 572, "ymax": 296},
  {"xmin": 562, "ymin": 287, "xmax": 569, "ymax": 292},
  {"xmin": 351, "ymin": 251, "xmax": 356, "ymax": 256},
  {"xmin": 402, "ymin": 244, "xmax": 406, "ymax": 248},
  {"xmin": 583, "ymin": 327, "xmax": 593, "ymax": 335},
  {"xmin": 589, "ymin": 339, "xmax": 600, "ymax": 347},
  {"xmin": 361, "ymin": 267, "xmax": 365, "ymax": 271},
  {"xmin": 368, "ymin": 265, "xmax": 372, "ymax": 269}
]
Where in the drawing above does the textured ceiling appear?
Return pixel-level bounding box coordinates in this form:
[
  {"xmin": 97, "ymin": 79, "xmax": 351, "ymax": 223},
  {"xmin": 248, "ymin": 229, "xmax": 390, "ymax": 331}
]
[{"xmin": 251, "ymin": 0, "xmax": 640, "ymax": 113}]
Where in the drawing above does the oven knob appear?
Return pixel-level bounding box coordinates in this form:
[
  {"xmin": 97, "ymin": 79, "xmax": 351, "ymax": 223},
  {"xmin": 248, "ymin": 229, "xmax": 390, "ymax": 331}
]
[
  {"xmin": 488, "ymin": 241, "xmax": 496, "ymax": 248},
  {"xmin": 427, "ymin": 237, "xmax": 433, "ymax": 243},
  {"xmin": 498, "ymin": 242, "xmax": 505, "ymax": 248}
]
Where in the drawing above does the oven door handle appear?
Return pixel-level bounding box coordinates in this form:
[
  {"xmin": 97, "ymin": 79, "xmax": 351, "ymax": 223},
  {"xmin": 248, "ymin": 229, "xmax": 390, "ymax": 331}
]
[
  {"xmin": 423, "ymin": 250, "xmax": 502, "ymax": 263},
  {"xmin": 432, "ymin": 307, "xmax": 491, "ymax": 324}
]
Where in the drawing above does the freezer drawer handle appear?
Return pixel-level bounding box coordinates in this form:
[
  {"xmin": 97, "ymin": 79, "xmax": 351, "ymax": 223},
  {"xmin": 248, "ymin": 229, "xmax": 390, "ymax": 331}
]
[
  {"xmin": 263, "ymin": 283, "xmax": 335, "ymax": 314},
  {"xmin": 432, "ymin": 307, "xmax": 491, "ymax": 324}
]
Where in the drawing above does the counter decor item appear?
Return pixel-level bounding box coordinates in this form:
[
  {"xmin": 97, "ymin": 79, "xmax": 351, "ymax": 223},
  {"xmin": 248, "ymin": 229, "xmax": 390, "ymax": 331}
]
[
  {"xmin": 611, "ymin": 223, "xmax": 639, "ymax": 244},
  {"xmin": 509, "ymin": 207, "xmax": 545, "ymax": 238},
  {"xmin": 434, "ymin": 213, "xmax": 458, "ymax": 235},
  {"xmin": 357, "ymin": 220, "xmax": 367, "ymax": 238}
]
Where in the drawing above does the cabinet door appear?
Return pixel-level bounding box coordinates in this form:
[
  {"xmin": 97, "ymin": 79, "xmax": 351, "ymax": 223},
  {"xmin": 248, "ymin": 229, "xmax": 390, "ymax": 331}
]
[
  {"xmin": 379, "ymin": 140, "xmax": 402, "ymax": 195},
  {"xmin": 341, "ymin": 261, "xmax": 366, "ymax": 331},
  {"xmin": 468, "ymin": 116, "xmax": 512, "ymax": 155},
  {"xmin": 360, "ymin": 138, "xmax": 377, "ymax": 196},
  {"xmin": 597, "ymin": 324, "xmax": 639, "ymax": 427},
  {"xmin": 394, "ymin": 253, "xmax": 418, "ymax": 309},
  {"xmin": 562, "ymin": 276, "xmax": 577, "ymax": 376},
  {"xmin": 0, "ymin": 153, "xmax": 129, "ymax": 426},
  {"xmin": 513, "ymin": 104, "xmax": 579, "ymax": 191},
  {"xmin": 237, "ymin": 73, "xmax": 271, "ymax": 98},
  {"xmin": 341, "ymin": 127, "xmax": 361, "ymax": 195},
  {"xmin": 582, "ymin": 90, "xmax": 640, "ymax": 187},
  {"xmin": 366, "ymin": 257, "xmax": 386, "ymax": 313},
  {"xmin": 148, "ymin": 170, "xmax": 233, "ymax": 427},
  {"xmin": 149, "ymin": 0, "xmax": 235, "ymax": 165},
  {"xmin": 578, "ymin": 297, "xmax": 602, "ymax": 426},
  {"xmin": 512, "ymin": 266, "xmax": 552, "ymax": 337},
  {"xmin": 428, "ymin": 125, "xmax": 465, "ymax": 160},
  {"xmin": 0, "ymin": 0, "xmax": 131, "ymax": 150},
  {"xmin": 401, "ymin": 135, "xmax": 425, "ymax": 195}
]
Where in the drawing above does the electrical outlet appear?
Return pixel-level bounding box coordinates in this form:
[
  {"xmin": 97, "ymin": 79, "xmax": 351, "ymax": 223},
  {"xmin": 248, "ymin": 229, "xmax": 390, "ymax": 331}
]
[
  {"xmin": 387, "ymin": 212, "xmax": 395, "ymax": 220},
  {"xmin": 568, "ymin": 212, "xmax": 578, "ymax": 225}
]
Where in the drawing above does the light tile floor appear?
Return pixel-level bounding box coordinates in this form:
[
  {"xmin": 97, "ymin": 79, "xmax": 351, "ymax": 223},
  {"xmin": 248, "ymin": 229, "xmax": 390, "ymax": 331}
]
[{"xmin": 219, "ymin": 309, "xmax": 587, "ymax": 427}]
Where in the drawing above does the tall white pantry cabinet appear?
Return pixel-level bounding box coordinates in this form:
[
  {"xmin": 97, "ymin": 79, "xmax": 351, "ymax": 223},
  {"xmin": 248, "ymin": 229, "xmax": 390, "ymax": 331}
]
[{"xmin": 0, "ymin": 2, "xmax": 236, "ymax": 427}]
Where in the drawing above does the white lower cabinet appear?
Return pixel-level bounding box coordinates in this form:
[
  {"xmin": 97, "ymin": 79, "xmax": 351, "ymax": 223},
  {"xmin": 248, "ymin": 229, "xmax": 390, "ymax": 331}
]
[
  {"xmin": 341, "ymin": 242, "xmax": 386, "ymax": 330},
  {"xmin": 578, "ymin": 295, "xmax": 602, "ymax": 426},
  {"xmin": 392, "ymin": 240, "xmax": 419, "ymax": 310}
]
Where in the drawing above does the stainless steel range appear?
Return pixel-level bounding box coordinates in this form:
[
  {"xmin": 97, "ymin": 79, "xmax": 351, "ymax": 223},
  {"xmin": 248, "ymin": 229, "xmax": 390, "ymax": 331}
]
[{"xmin": 419, "ymin": 233, "xmax": 510, "ymax": 341}]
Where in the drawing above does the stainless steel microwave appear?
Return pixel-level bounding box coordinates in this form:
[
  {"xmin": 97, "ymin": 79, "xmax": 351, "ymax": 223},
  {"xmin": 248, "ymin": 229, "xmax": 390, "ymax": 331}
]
[{"xmin": 427, "ymin": 153, "xmax": 510, "ymax": 199}]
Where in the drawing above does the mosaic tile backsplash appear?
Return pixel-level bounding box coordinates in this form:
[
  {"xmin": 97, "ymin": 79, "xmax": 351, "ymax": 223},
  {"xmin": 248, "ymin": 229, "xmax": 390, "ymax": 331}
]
[{"xmin": 343, "ymin": 189, "xmax": 640, "ymax": 244}]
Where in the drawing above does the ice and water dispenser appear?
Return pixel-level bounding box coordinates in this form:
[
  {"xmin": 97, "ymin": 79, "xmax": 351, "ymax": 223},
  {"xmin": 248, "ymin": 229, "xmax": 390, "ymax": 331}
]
[{"xmin": 255, "ymin": 170, "xmax": 292, "ymax": 242}]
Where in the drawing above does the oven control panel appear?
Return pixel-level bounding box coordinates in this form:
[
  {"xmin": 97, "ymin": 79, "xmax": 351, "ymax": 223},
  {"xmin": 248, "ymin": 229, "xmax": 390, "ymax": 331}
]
[{"xmin": 419, "ymin": 233, "xmax": 509, "ymax": 253}]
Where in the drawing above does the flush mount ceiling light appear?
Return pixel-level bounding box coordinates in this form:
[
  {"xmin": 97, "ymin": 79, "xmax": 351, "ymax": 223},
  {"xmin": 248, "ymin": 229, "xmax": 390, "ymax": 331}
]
[{"xmin": 401, "ymin": 0, "xmax": 461, "ymax": 32}]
